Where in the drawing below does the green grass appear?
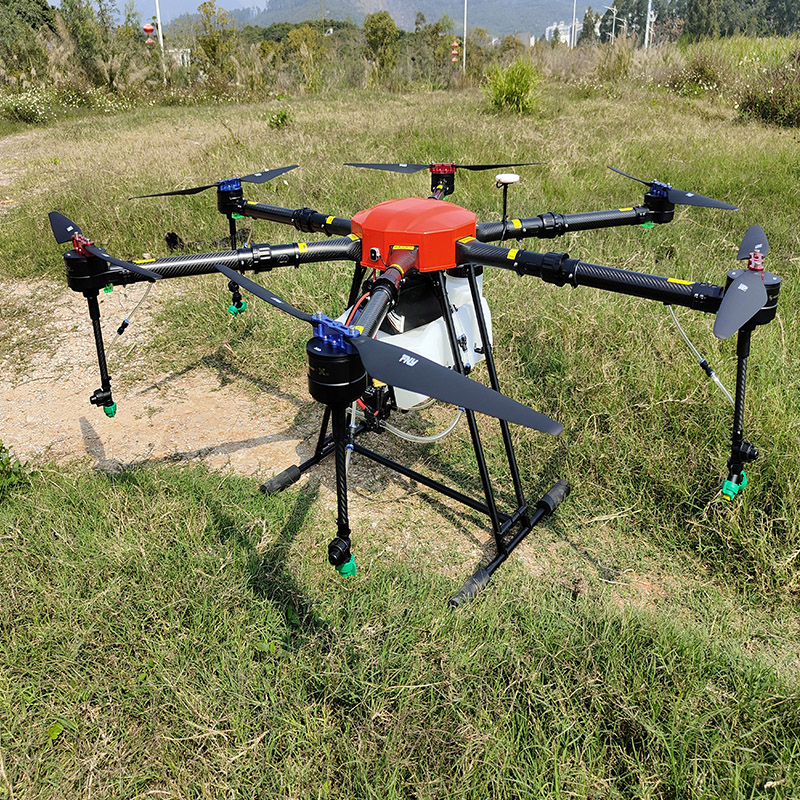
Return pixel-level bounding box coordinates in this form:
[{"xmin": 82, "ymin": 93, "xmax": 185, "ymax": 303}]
[
  {"xmin": 1, "ymin": 465, "xmax": 799, "ymax": 798},
  {"xmin": 1, "ymin": 52, "xmax": 799, "ymax": 797}
]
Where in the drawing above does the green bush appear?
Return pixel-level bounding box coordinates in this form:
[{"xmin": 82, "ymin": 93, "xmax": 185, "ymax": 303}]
[
  {"xmin": 267, "ymin": 108, "xmax": 292, "ymax": 128},
  {"xmin": 0, "ymin": 441, "xmax": 26, "ymax": 501},
  {"xmin": 484, "ymin": 58, "xmax": 541, "ymax": 113},
  {"xmin": 0, "ymin": 87, "xmax": 57, "ymax": 124},
  {"xmin": 666, "ymin": 51, "xmax": 728, "ymax": 97},
  {"xmin": 737, "ymin": 48, "xmax": 800, "ymax": 127}
]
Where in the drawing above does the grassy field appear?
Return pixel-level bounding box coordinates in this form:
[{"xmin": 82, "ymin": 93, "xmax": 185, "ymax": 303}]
[{"xmin": 1, "ymin": 68, "xmax": 799, "ymax": 798}]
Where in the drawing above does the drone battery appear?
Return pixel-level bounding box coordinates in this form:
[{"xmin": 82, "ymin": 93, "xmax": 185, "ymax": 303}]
[{"xmin": 306, "ymin": 337, "xmax": 367, "ymax": 405}]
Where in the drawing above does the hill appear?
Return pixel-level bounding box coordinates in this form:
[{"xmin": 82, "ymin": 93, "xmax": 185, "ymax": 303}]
[{"xmin": 249, "ymin": 0, "xmax": 579, "ymax": 38}]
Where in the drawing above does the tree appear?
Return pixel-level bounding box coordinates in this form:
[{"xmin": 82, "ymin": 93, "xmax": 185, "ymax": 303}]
[
  {"xmin": 578, "ymin": 7, "xmax": 601, "ymax": 44},
  {"xmin": 0, "ymin": 0, "xmax": 55, "ymax": 79},
  {"xmin": 59, "ymin": 0, "xmax": 104, "ymax": 84},
  {"xmin": 195, "ymin": 0, "xmax": 236, "ymax": 80},
  {"xmin": 287, "ymin": 24, "xmax": 325, "ymax": 91},
  {"xmin": 363, "ymin": 10, "xmax": 400, "ymax": 74},
  {"xmin": 685, "ymin": 0, "xmax": 721, "ymax": 37}
]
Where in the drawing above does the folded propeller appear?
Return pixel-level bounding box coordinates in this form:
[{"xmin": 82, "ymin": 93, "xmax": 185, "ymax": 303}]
[
  {"xmin": 49, "ymin": 211, "xmax": 162, "ymax": 282},
  {"xmin": 214, "ymin": 264, "xmax": 562, "ymax": 436},
  {"xmin": 713, "ymin": 225, "xmax": 770, "ymax": 340},
  {"xmin": 608, "ymin": 166, "xmax": 737, "ymax": 210}
]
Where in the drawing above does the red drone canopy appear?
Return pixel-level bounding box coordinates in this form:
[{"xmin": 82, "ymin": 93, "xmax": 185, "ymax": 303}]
[{"xmin": 351, "ymin": 198, "xmax": 476, "ymax": 273}]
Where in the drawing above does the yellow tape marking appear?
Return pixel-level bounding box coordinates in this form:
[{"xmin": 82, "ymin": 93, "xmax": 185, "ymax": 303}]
[
  {"xmin": 133, "ymin": 258, "xmax": 156, "ymax": 264},
  {"xmin": 326, "ymin": 215, "xmax": 334, "ymax": 224},
  {"xmin": 619, "ymin": 207, "xmax": 634, "ymax": 212},
  {"xmin": 511, "ymin": 219, "xmax": 522, "ymax": 229},
  {"xmin": 507, "ymin": 248, "xmax": 519, "ymax": 260},
  {"xmin": 458, "ymin": 236, "xmax": 475, "ymax": 243},
  {"xmin": 392, "ymin": 245, "xmax": 415, "ymax": 250},
  {"xmin": 348, "ymin": 233, "xmax": 360, "ymax": 240},
  {"xmin": 668, "ymin": 278, "xmax": 693, "ymax": 285},
  {"xmin": 372, "ymin": 379, "xmax": 387, "ymax": 388},
  {"xmin": 298, "ymin": 242, "xmax": 307, "ymax": 252}
]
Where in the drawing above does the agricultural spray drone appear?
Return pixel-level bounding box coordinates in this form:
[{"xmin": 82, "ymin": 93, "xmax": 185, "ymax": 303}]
[{"xmin": 50, "ymin": 161, "xmax": 781, "ymax": 606}]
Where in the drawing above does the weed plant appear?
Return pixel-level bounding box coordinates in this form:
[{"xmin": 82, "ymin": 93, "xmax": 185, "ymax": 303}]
[{"xmin": 737, "ymin": 47, "xmax": 800, "ymax": 126}]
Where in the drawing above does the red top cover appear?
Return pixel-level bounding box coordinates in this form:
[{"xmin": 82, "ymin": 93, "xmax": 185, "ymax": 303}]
[{"xmin": 351, "ymin": 198, "xmax": 477, "ymax": 273}]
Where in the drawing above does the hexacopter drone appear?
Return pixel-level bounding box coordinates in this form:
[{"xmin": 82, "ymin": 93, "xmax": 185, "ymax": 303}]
[{"xmin": 49, "ymin": 160, "xmax": 781, "ymax": 606}]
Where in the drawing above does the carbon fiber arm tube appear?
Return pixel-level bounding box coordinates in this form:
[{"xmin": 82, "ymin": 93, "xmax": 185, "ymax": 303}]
[
  {"xmin": 352, "ymin": 264, "xmax": 408, "ymax": 336},
  {"xmin": 476, "ymin": 206, "xmax": 658, "ymax": 242},
  {"xmin": 65, "ymin": 237, "xmax": 362, "ymax": 293},
  {"xmin": 132, "ymin": 249, "xmax": 251, "ymax": 279},
  {"xmin": 146, "ymin": 236, "xmax": 359, "ymax": 278},
  {"xmin": 238, "ymin": 201, "xmax": 352, "ymax": 236},
  {"xmin": 456, "ymin": 238, "xmax": 724, "ymax": 314}
]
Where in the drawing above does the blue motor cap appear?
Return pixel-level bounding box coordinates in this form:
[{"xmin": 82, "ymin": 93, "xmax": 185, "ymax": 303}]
[
  {"xmin": 647, "ymin": 180, "xmax": 671, "ymax": 198},
  {"xmin": 312, "ymin": 313, "xmax": 359, "ymax": 353},
  {"xmin": 218, "ymin": 178, "xmax": 243, "ymax": 192}
]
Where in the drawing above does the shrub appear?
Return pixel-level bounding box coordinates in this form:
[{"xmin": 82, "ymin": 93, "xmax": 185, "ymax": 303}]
[
  {"xmin": 267, "ymin": 108, "xmax": 292, "ymax": 128},
  {"xmin": 665, "ymin": 51, "xmax": 728, "ymax": 97},
  {"xmin": 0, "ymin": 87, "xmax": 57, "ymax": 124},
  {"xmin": 485, "ymin": 58, "xmax": 541, "ymax": 114},
  {"xmin": 737, "ymin": 48, "xmax": 800, "ymax": 127},
  {"xmin": 594, "ymin": 39, "xmax": 634, "ymax": 84},
  {"xmin": 0, "ymin": 441, "xmax": 26, "ymax": 501}
]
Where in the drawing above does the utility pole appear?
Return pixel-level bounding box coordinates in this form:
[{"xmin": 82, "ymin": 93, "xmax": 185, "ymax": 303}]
[
  {"xmin": 604, "ymin": 5, "xmax": 618, "ymax": 44},
  {"xmin": 571, "ymin": 0, "xmax": 577, "ymax": 47},
  {"xmin": 154, "ymin": 0, "xmax": 166, "ymax": 86},
  {"xmin": 462, "ymin": 0, "xmax": 467, "ymax": 72}
]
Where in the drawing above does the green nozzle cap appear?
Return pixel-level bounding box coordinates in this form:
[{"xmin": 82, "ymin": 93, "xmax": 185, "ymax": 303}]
[
  {"xmin": 722, "ymin": 471, "xmax": 747, "ymax": 500},
  {"xmin": 228, "ymin": 300, "xmax": 247, "ymax": 316},
  {"xmin": 335, "ymin": 554, "xmax": 357, "ymax": 577},
  {"xmin": 231, "ymin": 213, "xmax": 244, "ymax": 220},
  {"xmin": 641, "ymin": 222, "xmax": 655, "ymax": 229},
  {"xmin": 104, "ymin": 283, "xmax": 113, "ymax": 293},
  {"xmin": 103, "ymin": 402, "xmax": 117, "ymax": 418}
]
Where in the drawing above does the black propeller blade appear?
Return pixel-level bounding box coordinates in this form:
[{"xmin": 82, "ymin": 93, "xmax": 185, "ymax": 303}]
[
  {"xmin": 608, "ymin": 166, "xmax": 737, "ymax": 210},
  {"xmin": 345, "ymin": 162, "xmax": 430, "ymax": 174},
  {"xmin": 713, "ymin": 226, "xmax": 769, "ymax": 340},
  {"xmin": 737, "ymin": 224, "xmax": 769, "ymax": 259},
  {"xmin": 214, "ymin": 264, "xmax": 562, "ymax": 435},
  {"xmin": 458, "ymin": 162, "xmax": 541, "ymax": 171},
  {"xmin": 49, "ymin": 210, "xmax": 82, "ymax": 244},
  {"xmin": 345, "ymin": 161, "xmax": 540, "ymax": 174},
  {"xmin": 350, "ymin": 335, "xmax": 562, "ymax": 435},
  {"xmin": 129, "ymin": 165, "xmax": 299, "ymax": 199},
  {"xmin": 48, "ymin": 211, "xmax": 162, "ymax": 282}
]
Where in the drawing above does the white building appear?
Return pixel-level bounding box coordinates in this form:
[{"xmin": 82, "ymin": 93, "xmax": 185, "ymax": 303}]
[{"xmin": 541, "ymin": 20, "xmax": 583, "ymax": 43}]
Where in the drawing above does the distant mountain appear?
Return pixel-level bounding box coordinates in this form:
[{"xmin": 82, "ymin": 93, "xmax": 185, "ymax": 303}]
[{"xmin": 248, "ymin": 0, "xmax": 580, "ymax": 38}]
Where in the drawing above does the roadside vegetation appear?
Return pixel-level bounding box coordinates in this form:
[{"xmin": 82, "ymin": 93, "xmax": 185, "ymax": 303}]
[{"xmin": 0, "ymin": 6, "xmax": 799, "ymax": 798}]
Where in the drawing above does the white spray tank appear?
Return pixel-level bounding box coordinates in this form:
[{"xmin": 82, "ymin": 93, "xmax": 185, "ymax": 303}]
[{"xmin": 373, "ymin": 272, "xmax": 492, "ymax": 410}]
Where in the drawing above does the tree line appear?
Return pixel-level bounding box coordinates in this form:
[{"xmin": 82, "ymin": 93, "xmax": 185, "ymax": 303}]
[{"xmin": 1, "ymin": 0, "xmax": 797, "ymax": 98}]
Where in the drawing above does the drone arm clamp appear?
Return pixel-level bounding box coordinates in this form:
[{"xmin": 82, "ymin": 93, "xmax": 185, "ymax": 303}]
[{"xmin": 476, "ymin": 205, "xmax": 660, "ymax": 243}]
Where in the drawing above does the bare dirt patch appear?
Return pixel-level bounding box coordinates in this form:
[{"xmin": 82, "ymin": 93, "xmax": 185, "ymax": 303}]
[{"xmin": 0, "ymin": 278, "xmax": 493, "ymax": 575}]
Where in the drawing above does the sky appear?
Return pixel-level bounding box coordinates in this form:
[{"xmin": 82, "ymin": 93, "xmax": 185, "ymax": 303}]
[
  {"xmin": 134, "ymin": 0, "xmax": 257, "ymax": 23},
  {"xmin": 51, "ymin": 0, "xmax": 259, "ymax": 25}
]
